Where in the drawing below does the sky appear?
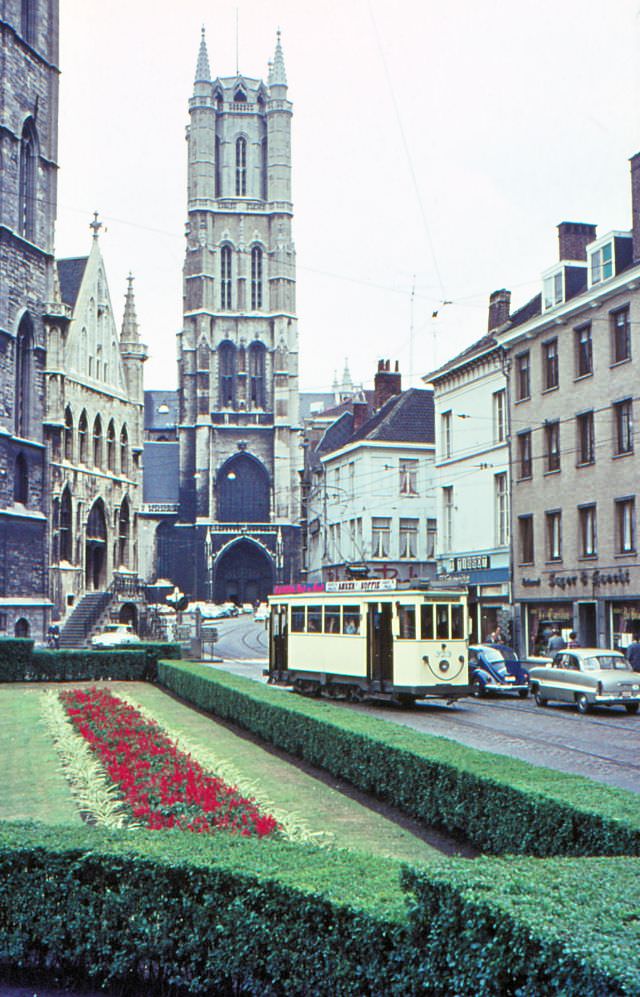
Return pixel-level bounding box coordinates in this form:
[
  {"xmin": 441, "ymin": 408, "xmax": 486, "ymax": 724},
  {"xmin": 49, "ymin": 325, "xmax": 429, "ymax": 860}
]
[{"xmin": 56, "ymin": 0, "xmax": 640, "ymax": 394}]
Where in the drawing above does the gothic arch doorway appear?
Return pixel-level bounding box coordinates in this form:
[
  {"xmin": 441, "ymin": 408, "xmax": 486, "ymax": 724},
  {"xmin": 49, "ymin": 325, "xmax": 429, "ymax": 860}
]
[
  {"xmin": 213, "ymin": 539, "xmax": 274, "ymax": 605},
  {"xmin": 85, "ymin": 499, "xmax": 107, "ymax": 590},
  {"xmin": 119, "ymin": 602, "xmax": 138, "ymax": 630}
]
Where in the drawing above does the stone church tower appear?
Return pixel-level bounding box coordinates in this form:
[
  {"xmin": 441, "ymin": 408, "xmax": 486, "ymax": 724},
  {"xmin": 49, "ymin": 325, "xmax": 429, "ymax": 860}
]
[
  {"xmin": 0, "ymin": 1, "xmax": 60, "ymax": 639},
  {"xmin": 168, "ymin": 29, "xmax": 301, "ymax": 602}
]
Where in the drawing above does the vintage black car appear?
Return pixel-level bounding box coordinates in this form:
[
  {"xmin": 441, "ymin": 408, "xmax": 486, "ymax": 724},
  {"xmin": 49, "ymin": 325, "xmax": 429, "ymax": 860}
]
[{"xmin": 468, "ymin": 643, "xmax": 530, "ymax": 698}]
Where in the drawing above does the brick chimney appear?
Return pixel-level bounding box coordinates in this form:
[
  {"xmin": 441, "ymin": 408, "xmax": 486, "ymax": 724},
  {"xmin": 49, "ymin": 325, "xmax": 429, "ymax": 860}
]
[
  {"xmin": 631, "ymin": 153, "xmax": 640, "ymax": 261},
  {"xmin": 487, "ymin": 289, "xmax": 511, "ymax": 332},
  {"xmin": 352, "ymin": 399, "xmax": 369, "ymax": 432},
  {"xmin": 557, "ymin": 221, "xmax": 597, "ymax": 261},
  {"xmin": 374, "ymin": 359, "xmax": 401, "ymax": 411}
]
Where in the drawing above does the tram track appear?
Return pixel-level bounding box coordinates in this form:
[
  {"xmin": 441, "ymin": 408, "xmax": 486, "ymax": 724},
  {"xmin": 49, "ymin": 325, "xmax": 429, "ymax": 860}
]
[{"xmin": 461, "ymin": 693, "xmax": 640, "ymax": 735}]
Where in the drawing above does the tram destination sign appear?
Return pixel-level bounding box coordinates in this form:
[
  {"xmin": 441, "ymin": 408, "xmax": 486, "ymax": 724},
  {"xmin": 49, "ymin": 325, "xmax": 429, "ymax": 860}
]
[{"xmin": 325, "ymin": 579, "xmax": 397, "ymax": 593}]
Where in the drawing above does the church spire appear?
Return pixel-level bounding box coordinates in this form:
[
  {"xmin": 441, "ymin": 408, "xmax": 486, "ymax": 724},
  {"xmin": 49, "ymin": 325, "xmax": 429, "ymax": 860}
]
[
  {"xmin": 195, "ymin": 26, "xmax": 211, "ymax": 83},
  {"xmin": 121, "ymin": 274, "xmax": 139, "ymax": 343},
  {"xmin": 268, "ymin": 29, "xmax": 287, "ymax": 86}
]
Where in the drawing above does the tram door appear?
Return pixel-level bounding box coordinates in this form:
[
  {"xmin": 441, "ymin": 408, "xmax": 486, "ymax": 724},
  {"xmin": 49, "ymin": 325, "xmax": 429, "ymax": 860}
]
[
  {"xmin": 270, "ymin": 605, "xmax": 288, "ymax": 674},
  {"xmin": 367, "ymin": 602, "xmax": 393, "ymax": 687}
]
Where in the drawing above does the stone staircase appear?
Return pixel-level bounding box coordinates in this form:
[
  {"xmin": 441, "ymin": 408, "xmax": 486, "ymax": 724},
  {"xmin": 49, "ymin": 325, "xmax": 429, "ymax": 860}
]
[{"xmin": 59, "ymin": 591, "xmax": 113, "ymax": 648}]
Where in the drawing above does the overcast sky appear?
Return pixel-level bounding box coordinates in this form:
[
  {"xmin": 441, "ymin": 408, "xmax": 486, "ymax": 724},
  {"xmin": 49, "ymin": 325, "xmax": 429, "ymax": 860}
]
[{"xmin": 56, "ymin": 0, "xmax": 640, "ymax": 393}]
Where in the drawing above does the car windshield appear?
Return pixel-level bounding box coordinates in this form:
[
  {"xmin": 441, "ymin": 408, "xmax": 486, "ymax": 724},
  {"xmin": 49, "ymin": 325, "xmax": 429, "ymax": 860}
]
[{"xmin": 582, "ymin": 655, "xmax": 627, "ymax": 671}]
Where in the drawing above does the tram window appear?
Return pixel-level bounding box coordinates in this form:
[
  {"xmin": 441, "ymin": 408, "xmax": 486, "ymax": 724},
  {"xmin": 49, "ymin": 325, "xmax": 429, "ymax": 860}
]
[
  {"xmin": 398, "ymin": 605, "xmax": 416, "ymax": 639},
  {"xmin": 421, "ymin": 605, "xmax": 434, "ymax": 639},
  {"xmin": 324, "ymin": 605, "xmax": 340, "ymax": 633},
  {"xmin": 291, "ymin": 607, "xmax": 305, "ymax": 632},
  {"xmin": 307, "ymin": 606, "xmax": 322, "ymax": 633},
  {"xmin": 436, "ymin": 604, "xmax": 449, "ymax": 639},
  {"xmin": 343, "ymin": 606, "xmax": 360, "ymax": 634},
  {"xmin": 451, "ymin": 605, "xmax": 464, "ymax": 639}
]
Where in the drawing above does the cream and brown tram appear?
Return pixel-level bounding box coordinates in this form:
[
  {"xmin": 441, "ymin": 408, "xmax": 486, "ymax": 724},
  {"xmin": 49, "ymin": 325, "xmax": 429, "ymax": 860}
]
[{"xmin": 267, "ymin": 580, "xmax": 470, "ymax": 705}]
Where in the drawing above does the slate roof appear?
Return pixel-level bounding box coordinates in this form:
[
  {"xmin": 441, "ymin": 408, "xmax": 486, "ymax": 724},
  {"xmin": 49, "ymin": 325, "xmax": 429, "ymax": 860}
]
[
  {"xmin": 350, "ymin": 388, "xmax": 435, "ymax": 445},
  {"xmin": 57, "ymin": 257, "xmax": 88, "ymax": 308},
  {"xmin": 507, "ymin": 293, "xmax": 542, "ymax": 329},
  {"xmin": 426, "ymin": 333, "xmax": 498, "ymax": 383},
  {"xmin": 142, "ymin": 442, "xmax": 179, "ymax": 503},
  {"xmin": 144, "ymin": 390, "xmax": 179, "ymax": 431}
]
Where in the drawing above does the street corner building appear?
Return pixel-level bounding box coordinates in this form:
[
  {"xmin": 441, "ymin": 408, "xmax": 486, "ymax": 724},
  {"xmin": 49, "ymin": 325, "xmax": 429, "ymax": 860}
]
[
  {"xmin": 0, "ymin": 1, "xmax": 60, "ymax": 640},
  {"xmin": 156, "ymin": 29, "xmax": 302, "ymax": 603}
]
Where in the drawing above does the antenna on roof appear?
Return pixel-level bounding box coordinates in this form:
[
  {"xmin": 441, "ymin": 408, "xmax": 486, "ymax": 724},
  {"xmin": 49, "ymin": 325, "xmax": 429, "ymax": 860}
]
[{"xmin": 409, "ymin": 275, "xmax": 415, "ymax": 389}]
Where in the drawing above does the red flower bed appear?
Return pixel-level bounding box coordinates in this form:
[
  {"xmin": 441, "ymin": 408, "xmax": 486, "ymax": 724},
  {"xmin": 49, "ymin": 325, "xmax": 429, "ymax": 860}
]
[{"xmin": 59, "ymin": 687, "xmax": 279, "ymax": 837}]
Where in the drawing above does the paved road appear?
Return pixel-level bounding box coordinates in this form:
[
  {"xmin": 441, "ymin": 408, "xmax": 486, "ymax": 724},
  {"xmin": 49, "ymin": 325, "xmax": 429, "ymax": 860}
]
[{"xmin": 210, "ymin": 617, "xmax": 640, "ymax": 794}]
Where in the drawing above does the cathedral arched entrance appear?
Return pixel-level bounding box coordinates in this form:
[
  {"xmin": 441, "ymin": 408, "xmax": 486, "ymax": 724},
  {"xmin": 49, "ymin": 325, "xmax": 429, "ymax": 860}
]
[
  {"xmin": 85, "ymin": 499, "xmax": 107, "ymax": 590},
  {"xmin": 213, "ymin": 539, "xmax": 274, "ymax": 605}
]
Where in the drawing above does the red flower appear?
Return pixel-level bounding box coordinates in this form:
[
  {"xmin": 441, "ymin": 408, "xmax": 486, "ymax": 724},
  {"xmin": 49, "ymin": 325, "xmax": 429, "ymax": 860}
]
[{"xmin": 59, "ymin": 688, "xmax": 279, "ymax": 839}]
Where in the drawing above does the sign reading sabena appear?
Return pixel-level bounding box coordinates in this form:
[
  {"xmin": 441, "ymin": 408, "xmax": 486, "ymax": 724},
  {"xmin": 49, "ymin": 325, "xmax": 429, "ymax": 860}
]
[{"xmin": 549, "ymin": 568, "xmax": 631, "ymax": 590}]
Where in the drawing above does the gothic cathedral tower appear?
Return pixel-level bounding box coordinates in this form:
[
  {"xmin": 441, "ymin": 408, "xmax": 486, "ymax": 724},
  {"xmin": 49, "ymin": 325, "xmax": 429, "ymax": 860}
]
[{"xmin": 174, "ymin": 29, "xmax": 301, "ymax": 602}]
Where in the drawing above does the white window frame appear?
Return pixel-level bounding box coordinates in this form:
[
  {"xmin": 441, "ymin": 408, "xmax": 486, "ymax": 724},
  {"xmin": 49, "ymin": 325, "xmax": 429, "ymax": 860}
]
[{"xmin": 495, "ymin": 473, "xmax": 509, "ymax": 547}]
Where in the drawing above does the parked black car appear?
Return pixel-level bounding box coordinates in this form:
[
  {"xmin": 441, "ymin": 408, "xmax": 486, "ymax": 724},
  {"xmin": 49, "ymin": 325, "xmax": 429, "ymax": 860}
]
[{"xmin": 468, "ymin": 644, "xmax": 530, "ymax": 698}]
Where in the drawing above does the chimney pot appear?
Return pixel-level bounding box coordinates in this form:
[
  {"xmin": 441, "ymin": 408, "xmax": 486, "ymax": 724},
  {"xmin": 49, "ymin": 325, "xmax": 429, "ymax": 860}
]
[
  {"xmin": 374, "ymin": 360, "xmax": 401, "ymax": 410},
  {"xmin": 557, "ymin": 221, "xmax": 597, "ymax": 262},
  {"xmin": 487, "ymin": 289, "xmax": 511, "ymax": 332}
]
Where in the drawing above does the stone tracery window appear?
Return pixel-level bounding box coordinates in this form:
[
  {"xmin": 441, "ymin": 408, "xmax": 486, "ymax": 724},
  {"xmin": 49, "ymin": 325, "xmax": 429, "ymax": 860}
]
[
  {"xmin": 251, "ymin": 246, "xmax": 263, "ymax": 309},
  {"xmin": 235, "ymin": 137, "xmax": 247, "ymax": 196}
]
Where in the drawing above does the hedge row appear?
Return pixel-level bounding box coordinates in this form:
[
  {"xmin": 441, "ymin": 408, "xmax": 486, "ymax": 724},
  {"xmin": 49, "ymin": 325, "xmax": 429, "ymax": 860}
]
[
  {"xmin": 0, "ymin": 639, "xmax": 181, "ymax": 682},
  {"xmin": 0, "ymin": 823, "xmax": 638, "ymax": 996},
  {"xmin": 157, "ymin": 662, "xmax": 640, "ymax": 857}
]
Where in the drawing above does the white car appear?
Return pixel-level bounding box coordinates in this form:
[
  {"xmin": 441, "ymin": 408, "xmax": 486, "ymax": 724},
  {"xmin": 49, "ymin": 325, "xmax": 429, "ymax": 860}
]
[
  {"xmin": 91, "ymin": 624, "xmax": 141, "ymax": 648},
  {"xmin": 254, "ymin": 604, "xmax": 269, "ymax": 622}
]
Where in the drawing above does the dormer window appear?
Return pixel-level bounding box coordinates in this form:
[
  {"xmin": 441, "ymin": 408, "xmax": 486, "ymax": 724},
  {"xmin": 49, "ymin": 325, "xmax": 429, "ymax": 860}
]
[
  {"xmin": 591, "ymin": 242, "xmax": 613, "ymax": 285},
  {"xmin": 543, "ymin": 270, "xmax": 563, "ymax": 310},
  {"xmin": 233, "ymin": 89, "xmax": 247, "ymax": 102}
]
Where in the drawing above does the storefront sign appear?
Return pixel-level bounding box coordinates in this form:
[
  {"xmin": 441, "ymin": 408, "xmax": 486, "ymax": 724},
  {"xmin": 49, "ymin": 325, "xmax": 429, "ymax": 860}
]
[
  {"xmin": 522, "ymin": 577, "xmax": 541, "ymax": 587},
  {"xmin": 454, "ymin": 554, "xmax": 490, "ymax": 571},
  {"xmin": 325, "ymin": 579, "xmax": 397, "ymax": 593},
  {"xmin": 549, "ymin": 569, "xmax": 631, "ymax": 590}
]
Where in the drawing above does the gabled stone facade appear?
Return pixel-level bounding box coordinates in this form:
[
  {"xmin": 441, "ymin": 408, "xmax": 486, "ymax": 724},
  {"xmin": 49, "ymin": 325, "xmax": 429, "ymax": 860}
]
[
  {"xmin": 44, "ymin": 229, "xmax": 147, "ymax": 620},
  {"xmin": 0, "ymin": 1, "xmax": 59, "ymax": 639}
]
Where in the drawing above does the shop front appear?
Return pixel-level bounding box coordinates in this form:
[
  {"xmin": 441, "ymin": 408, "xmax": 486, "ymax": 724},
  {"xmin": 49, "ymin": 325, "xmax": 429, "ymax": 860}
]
[
  {"xmin": 437, "ymin": 559, "xmax": 510, "ymax": 644},
  {"xmin": 515, "ymin": 563, "xmax": 640, "ymax": 655}
]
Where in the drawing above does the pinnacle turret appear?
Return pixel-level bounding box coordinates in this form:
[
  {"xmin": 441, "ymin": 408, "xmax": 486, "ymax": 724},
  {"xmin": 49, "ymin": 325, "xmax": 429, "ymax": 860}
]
[
  {"xmin": 121, "ymin": 274, "xmax": 139, "ymax": 343},
  {"xmin": 268, "ymin": 29, "xmax": 287, "ymax": 86},
  {"xmin": 195, "ymin": 26, "xmax": 211, "ymax": 83}
]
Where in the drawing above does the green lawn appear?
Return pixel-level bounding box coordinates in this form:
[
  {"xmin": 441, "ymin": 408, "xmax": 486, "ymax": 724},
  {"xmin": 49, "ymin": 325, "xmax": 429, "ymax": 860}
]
[
  {"xmin": 121, "ymin": 683, "xmax": 442, "ymax": 863},
  {"xmin": 0, "ymin": 687, "xmax": 80, "ymax": 824},
  {"xmin": 0, "ymin": 683, "xmax": 442, "ymax": 863}
]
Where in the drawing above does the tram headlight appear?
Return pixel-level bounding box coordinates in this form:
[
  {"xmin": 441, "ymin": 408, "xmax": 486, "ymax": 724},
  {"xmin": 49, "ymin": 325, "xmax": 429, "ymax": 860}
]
[{"xmin": 439, "ymin": 659, "xmax": 450, "ymax": 674}]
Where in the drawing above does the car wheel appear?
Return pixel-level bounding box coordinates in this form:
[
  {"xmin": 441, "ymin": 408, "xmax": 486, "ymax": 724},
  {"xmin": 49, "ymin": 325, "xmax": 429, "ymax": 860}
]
[
  {"xmin": 472, "ymin": 676, "xmax": 486, "ymax": 698},
  {"xmin": 534, "ymin": 691, "xmax": 548, "ymax": 707},
  {"xmin": 518, "ymin": 688, "xmax": 529, "ymax": 699},
  {"xmin": 576, "ymin": 693, "xmax": 591, "ymax": 715},
  {"xmin": 624, "ymin": 702, "xmax": 639, "ymax": 715}
]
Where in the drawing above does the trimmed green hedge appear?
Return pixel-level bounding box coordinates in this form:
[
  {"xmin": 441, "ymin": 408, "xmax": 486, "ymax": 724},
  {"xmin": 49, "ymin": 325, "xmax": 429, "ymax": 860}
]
[
  {"xmin": 0, "ymin": 823, "xmax": 638, "ymax": 996},
  {"xmin": 157, "ymin": 662, "xmax": 640, "ymax": 857},
  {"xmin": 404, "ymin": 857, "xmax": 640, "ymax": 996},
  {"xmin": 0, "ymin": 641, "xmax": 181, "ymax": 683}
]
